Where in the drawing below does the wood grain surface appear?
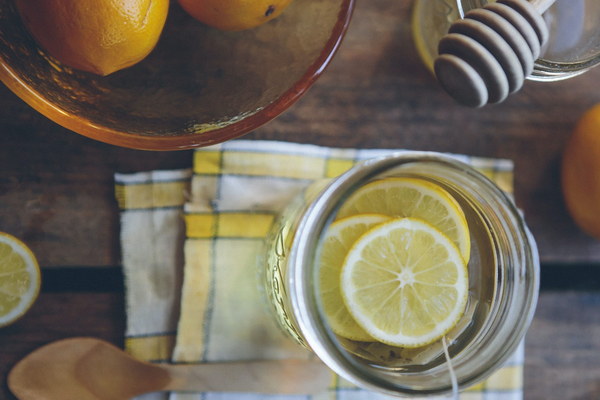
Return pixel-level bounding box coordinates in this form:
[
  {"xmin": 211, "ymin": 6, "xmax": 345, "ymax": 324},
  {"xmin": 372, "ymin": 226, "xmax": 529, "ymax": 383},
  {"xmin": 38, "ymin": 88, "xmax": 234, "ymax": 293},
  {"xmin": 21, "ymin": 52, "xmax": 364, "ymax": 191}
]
[
  {"xmin": 1, "ymin": 0, "xmax": 599, "ymax": 267},
  {"xmin": 0, "ymin": 290, "xmax": 597, "ymax": 399},
  {"xmin": 1, "ymin": 0, "xmax": 600, "ymax": 399}
]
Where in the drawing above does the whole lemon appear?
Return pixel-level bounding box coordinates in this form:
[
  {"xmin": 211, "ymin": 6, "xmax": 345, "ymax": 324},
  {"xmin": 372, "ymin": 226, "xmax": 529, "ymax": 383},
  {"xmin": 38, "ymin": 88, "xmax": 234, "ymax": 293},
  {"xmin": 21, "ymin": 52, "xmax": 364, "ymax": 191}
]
[
  {"xmin": 561, "ymin": 103, "xmax": 600, "ymax": 239},
  {"xmin": 178, "ymin": 0, "xmax": 294, "ymax": 31},
  {"xmin": 16, "ymin": 0, "xmax": 169, "ymax": 76}
]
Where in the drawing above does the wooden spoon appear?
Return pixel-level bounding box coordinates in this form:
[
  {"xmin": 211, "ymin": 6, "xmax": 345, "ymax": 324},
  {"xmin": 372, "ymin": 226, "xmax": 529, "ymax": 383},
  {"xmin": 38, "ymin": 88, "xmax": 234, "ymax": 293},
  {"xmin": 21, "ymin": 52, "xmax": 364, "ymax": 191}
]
[{"xmin": 8, "ymin": 337, "xmax": 331, "ymax": 399}]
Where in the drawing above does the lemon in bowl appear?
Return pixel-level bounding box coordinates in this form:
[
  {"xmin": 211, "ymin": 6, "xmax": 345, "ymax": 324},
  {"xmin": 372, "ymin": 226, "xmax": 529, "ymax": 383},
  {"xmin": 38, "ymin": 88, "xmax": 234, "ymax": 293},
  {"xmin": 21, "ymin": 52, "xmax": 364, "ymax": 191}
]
[
  {"xmin": 14, "ymin": 0, "xmax": 169, "ymax": 77},
  {"xmin": 179, "ymin": 0, "xmax": 295, "ymax": 31},
  {"xmin": 0, "ymin": 0, "xmax": 354, "ymax": 150}
]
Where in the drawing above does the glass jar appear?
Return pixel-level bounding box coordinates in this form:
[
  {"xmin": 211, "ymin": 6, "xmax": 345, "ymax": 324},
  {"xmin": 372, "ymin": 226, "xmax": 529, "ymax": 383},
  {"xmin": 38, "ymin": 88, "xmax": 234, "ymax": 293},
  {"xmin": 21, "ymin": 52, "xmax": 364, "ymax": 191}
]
[
  {"xmin": 412, "ymin": 0, "xmax": 600, "ymax": 82},
  {"xmin": 262, "ymin": 151, "xmax": 539, "ymax": 396}
]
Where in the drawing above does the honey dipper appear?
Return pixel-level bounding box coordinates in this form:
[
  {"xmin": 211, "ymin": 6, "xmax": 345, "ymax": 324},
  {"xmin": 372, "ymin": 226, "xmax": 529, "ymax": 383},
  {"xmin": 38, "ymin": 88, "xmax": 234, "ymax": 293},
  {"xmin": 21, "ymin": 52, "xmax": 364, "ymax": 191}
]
[{"xmin": 434, "ymin": 0, "xmax": 556, "ymax": 107}]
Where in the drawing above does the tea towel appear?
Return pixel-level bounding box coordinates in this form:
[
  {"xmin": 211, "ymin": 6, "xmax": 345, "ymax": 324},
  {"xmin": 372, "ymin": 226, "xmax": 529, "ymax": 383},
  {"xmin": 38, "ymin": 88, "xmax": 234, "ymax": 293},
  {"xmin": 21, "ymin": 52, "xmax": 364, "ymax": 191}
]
[{"xmin": 115, "ymin": 140, "xmax": 523, "ymax": 400}]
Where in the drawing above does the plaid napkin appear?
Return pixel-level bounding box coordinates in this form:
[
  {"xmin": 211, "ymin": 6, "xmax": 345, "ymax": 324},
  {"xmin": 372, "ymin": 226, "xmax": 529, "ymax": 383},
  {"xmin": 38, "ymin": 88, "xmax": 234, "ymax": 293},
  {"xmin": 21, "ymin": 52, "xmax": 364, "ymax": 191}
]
[{"xmin": 115, "ymin": 140, "xmax": 523, "ymax": 400}]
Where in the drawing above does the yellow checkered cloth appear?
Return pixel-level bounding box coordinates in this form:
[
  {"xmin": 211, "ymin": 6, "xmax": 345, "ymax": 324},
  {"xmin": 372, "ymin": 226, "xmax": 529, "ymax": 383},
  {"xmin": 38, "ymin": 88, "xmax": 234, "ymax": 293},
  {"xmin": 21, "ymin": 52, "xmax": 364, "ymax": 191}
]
[{"xmin": 115, "ymin": 140, "xmax": 522, "ymax": 400}]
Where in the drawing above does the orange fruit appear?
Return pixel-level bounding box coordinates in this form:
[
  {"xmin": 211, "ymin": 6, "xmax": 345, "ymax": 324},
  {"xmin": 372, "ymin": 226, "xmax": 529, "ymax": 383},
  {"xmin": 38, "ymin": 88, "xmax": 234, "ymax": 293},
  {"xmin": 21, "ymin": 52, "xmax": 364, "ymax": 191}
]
[
  {"xmin": 561, "ymin": 103, "xmax": 600, "ymax": 239},
  {"xmin": 178, "ymin": 0, "xmax": 294, "ymax": 31},
  {"xmin": 16, "ymin": 0, "xmax": 169, "ymax": 76}
]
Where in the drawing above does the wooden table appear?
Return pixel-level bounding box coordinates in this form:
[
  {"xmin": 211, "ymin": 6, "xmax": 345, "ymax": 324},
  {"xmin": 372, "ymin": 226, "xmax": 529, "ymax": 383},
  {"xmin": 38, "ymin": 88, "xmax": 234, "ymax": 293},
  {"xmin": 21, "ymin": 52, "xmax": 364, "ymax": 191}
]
[{"xmin": 1, "ymin": 1, "xmax": 599, "ymax": 399}]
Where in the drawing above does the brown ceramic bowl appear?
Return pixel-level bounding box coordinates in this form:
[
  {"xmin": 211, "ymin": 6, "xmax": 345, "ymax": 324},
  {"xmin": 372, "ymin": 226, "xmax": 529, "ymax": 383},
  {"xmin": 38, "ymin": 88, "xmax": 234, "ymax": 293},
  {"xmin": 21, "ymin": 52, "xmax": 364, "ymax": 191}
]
[{"xmin": 0, "ymin": 0, "xmax": 354, "ymax": 150}]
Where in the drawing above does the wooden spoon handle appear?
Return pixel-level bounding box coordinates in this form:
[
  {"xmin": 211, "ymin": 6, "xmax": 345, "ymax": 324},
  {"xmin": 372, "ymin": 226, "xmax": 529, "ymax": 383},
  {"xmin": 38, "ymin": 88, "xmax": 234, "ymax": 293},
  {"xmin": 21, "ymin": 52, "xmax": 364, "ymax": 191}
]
[
  {"xmin": 163, "ymin": 359, "xmax": 331, "ymax": 395},
  {"xmin": 8, "ymin": 338, "xmax": 332, "ymax": 399}
]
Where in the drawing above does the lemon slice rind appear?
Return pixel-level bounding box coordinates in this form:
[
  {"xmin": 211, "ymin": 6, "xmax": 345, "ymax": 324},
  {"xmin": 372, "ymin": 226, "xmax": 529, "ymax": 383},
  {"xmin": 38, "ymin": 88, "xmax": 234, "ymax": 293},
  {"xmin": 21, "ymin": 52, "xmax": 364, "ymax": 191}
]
[
  {"xmin": 0, "ymin": 232, "xmax": 41, "ymax": 328},
  {"xmin": 336, "ymin": 177, "xmax": 471, "ymax": 263},
  {"xmin": 340, "ymin": 218, "xmax": 468, "ymax": 348},
  {"xmin": 319, "ymin": 214, "xmax": 391, "ymax": 341}
]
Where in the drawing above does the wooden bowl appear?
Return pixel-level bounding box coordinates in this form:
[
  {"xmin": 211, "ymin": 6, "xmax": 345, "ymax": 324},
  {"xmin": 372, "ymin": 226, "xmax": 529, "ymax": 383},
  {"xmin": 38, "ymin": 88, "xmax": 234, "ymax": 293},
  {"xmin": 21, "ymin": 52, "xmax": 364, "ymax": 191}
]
[{"xmin": 0, "ymin": 0, "xmax": 354, "ymax": 150}]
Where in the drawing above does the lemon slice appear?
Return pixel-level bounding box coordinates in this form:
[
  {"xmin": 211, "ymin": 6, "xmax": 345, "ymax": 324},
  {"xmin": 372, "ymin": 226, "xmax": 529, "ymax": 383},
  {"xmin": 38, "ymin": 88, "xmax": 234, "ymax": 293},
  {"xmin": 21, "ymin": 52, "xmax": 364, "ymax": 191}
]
[
  {"xmin": 340, "ymin": 218, "xmax": 468, "ymax": 348},
  {"xmin": 318, "ymin": 214, "xmax": 390, "ymax": 341},
  {"xmin": 0, "ymin": 233, "xmax": 41, "ymax": 327},
  {"xmin": 336, "ymin": 177, "xmax": 470, "ymax": 262}
]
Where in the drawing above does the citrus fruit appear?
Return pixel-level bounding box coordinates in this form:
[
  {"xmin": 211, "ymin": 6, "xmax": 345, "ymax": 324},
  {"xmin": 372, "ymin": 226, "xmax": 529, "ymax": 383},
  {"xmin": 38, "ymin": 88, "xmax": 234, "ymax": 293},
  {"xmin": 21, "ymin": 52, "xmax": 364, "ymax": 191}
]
[
  {"xmin": 336, "ymin": 177, "xmax": 471, "ymax": 262},
  {"xmin": 318, "ymin": 214, "xmax": 390, "ymax": 341},
  {"xmin": 562, "ymin": 103, "xmax": 600, "ymax": 240},
  {"xmin": 0, "ymin": 233, "xmax": 41, "ymax": 328},
  {"xmin": 340, "ymin": 218, "xmax": 468, "ymax": 348},
  {"xmin": 16, "ymin": 0, "xmax": 169, "ymax": 76},
  {"xmin": 178, "ymin": 0, "xmax": 294, "ymax": 31}
]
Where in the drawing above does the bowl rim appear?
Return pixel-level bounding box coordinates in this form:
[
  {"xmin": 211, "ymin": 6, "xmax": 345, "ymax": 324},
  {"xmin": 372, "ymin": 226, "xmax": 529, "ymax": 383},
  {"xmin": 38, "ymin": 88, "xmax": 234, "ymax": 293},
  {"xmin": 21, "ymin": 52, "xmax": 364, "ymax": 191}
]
[{"xmin": 0, "ymin": 0, "xmax": 355, "ymax": 151}]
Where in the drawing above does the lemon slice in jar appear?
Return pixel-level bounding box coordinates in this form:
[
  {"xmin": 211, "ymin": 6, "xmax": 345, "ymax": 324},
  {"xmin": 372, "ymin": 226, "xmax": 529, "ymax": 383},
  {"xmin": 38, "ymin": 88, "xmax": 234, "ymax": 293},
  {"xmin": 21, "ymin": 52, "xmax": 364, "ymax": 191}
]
[
  {"xmin": 336, "ymin": 177, "xmax": 471, "ymax": 263},
  {"xmin": 318, "ymin": 214, "xmax": 390, "ymax": 341},
  {"xmin": 340, "ymin": 218, "xmax": 468, "ymax": 348}
]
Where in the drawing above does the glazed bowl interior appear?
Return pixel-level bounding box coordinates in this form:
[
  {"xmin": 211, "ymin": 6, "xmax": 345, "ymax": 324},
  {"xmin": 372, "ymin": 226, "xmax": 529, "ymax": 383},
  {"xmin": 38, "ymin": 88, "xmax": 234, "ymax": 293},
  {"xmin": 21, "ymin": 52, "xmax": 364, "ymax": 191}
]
[{"xmin": 0, "ymin": 0, "xmax": 354, "ymax": 150}]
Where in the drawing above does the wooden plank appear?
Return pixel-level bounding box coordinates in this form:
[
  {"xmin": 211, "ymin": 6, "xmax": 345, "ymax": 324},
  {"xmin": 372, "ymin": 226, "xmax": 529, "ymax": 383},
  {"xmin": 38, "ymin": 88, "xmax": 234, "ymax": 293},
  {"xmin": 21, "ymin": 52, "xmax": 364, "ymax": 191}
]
[
  {"xmin": 0, "ymin": 292, "xmax": 125, "ymax": 400},
  {"xmin": 525, "ymin": 291, "xmax": 600, "ymax": 400},
  {"xmin": 0, "ymin": 92, "xmax": 193, "ymax": 267},
  {"xmin": 0, "ymin": 291, "xmax": 598, "ymax": 399},
  {"xmin": 252, "ymin": 0, "xmax": 600, "ymax": 263},
  {"xmin": 1, "ymin": 0, "xmax": 600, "ymax": 268}
]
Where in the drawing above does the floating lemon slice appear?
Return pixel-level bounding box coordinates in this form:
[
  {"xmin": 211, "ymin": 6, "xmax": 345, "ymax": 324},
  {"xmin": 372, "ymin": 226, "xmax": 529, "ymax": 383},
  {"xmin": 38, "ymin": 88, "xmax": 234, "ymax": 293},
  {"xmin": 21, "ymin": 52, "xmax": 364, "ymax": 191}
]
[
  {"xmin": 340, "ymin": 218, "xmax": 468, "ymax": 348},
  {"xmin": 0, "ymin": 233, "xmax": 41, "ymax": 327},
  {"xmin": 318, "ymin": 214, "xmax": 390, "ymax": 341},
  {"xmin": 336, "ymin": 177, "xmax": 471, "ymax": 262}
]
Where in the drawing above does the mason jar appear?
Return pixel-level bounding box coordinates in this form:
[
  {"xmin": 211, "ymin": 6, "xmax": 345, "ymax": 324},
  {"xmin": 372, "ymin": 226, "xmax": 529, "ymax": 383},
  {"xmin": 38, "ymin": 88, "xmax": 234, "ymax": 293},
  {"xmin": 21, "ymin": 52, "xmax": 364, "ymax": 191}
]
[
  {"xmin": 261, "ymin": 151, "xmax": 539, "ymax": 396},
  {"xmin": 412, "ymin": 0, "xmax": 600, "ymax": 82}
]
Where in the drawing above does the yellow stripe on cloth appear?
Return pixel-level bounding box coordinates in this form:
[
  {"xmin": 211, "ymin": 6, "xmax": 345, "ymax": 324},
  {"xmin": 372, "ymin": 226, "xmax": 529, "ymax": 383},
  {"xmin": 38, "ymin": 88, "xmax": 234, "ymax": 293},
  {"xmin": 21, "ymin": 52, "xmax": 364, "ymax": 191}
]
[
  {"xmin": 465, "ymin": 365, "xmax": 523, "ymax": 392},
  {"xmin": 218, "ymin": 213, "xmax": 274, "ymax": 237},
  {"xmin": 173, "ymin": 239, "xmax": 212, "ymax": 363},
  {"xmin": 185, "ymin": 213, "xmax": 275, "ymax": 239},
  {"xmin": 193, "ymin": 151, "xmax": 222, "ymax": 175},
  {"xmin": 469, "ymin": 158, "xmax": 514, "ymax": 194},
  {"xmin": 125, "ymin": 334, "xmax": 176, "ymax": 362},
  {"xmin": 195, "ymin": 150, "xmax": 327, "ymax": 179},
  {"xmin": 115, "ymin": 181, "xmax": 188, "ymax": 210},
  {"xmin": 485, "ymin": 365, "xmax": 524, "ymax": 390},
  {"xmin": 491, "ymin": 170, "xmax": 513, "ymax": 194},
  {"xmin": 325, "ymin": 158, "xmax": 354, "ymax": 178},
  {"xmin": 185, "ymin": 214, "xmax": 217, "ymax": 238}
]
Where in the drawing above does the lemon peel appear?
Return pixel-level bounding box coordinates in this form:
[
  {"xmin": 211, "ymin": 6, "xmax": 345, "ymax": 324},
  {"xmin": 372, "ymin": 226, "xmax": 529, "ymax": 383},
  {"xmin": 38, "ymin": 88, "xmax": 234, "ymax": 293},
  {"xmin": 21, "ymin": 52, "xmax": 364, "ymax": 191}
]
[
  {"xmin": 336, "ymin": 177, "xmax": 471, "ymax": 263},
  {"xmin": 340, "ymin": 218, "xmax": 468, "ymax": 348},
  {"xmin": 0, "ymin": 232, "xmax": 41, "ymax": 328},
  {"xmin": 318, "ymin": 214, "xmax": 390, "ymax": 341}
]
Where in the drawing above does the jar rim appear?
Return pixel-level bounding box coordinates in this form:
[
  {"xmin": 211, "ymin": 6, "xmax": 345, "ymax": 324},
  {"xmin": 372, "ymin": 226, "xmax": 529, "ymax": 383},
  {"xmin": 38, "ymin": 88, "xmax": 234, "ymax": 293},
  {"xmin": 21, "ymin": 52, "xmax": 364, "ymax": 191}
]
[
  {"xmin": 455, "ymin": 0, "xmax": 600, "ymax": 81},
  {"xmin": 288, "ymin": 151, "xmax": 540, "ymax": 395}
]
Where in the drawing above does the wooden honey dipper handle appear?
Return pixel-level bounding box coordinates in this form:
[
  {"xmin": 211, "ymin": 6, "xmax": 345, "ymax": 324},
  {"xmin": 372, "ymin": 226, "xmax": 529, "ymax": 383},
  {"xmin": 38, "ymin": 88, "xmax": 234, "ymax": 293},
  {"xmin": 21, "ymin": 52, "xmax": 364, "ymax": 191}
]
[
  {"xmin": 434, "ymin": 0, "xmax": 557, "ymax": 107},
  {"xmin": 531, "ymin": 0, "xmax": 557, "ymax": 15}
]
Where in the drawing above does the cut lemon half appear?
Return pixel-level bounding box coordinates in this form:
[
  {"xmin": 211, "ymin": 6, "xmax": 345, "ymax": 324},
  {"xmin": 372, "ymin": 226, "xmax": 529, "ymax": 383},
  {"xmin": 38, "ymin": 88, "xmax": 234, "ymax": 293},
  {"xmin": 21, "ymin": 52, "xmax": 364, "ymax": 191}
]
[
  {"xmin": 340, "ymin": 218, "xmax": 468, "ymax": 348},
  {"xmin": 0, "ymin": 233, "xmax": 41, "ymax": 327},
  {"xmin": 336, "ymin": 177, "xmax": 471, "ymax": 262},
  {"xmin": 318, "ymin": 214, "xmax": 390, "ymax": 341}
]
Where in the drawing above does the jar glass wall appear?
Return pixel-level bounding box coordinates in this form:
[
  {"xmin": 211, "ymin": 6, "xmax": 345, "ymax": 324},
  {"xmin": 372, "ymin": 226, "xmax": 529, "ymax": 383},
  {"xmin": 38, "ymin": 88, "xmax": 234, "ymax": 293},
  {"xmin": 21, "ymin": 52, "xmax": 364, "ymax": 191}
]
[
  {"xmin": 412, "ymin": 0, "xmax": 600, "ymax": 82},
  {"xmin": 262, "ymin": 152, "xmax": 539, "ymax": 396}
]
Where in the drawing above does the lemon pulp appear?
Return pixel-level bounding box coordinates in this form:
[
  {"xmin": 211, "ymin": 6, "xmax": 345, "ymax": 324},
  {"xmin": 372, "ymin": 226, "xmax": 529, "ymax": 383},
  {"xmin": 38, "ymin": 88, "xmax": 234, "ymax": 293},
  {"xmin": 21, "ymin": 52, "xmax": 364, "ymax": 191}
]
[
  {"xmin": 336, "ymin": 177, "xmax": 471, "ymax": 263},
  {"xmin": 0, "ymin": 232, "xmax": 41, "ymax": 327},
  {"xmin": 340, "ymin": 218, "xmax": 468, "ymax": 348},
  {"xmin": 318, "ymin": 214, "xmax": 390, "ymax": 341}
]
